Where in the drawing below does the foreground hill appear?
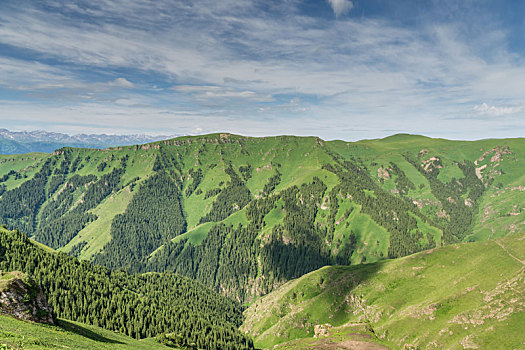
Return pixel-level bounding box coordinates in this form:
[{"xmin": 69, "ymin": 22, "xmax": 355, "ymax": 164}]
[
  {"xmin": 242, "ymin": 231, "xmax": 525, "ymax": 349},
  {"xmin": 0, "ymin": 133, "xmax": 523, "ymax": 302},
  {"xmin": 0, "ymin": 227, "xmax": 253, "ymax": 349},
  {"xmin": 0, "ymin": 314, "xmax": 170, "ymax": 349}
]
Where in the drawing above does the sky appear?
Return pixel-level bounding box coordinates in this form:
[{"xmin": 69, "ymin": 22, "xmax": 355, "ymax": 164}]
[{"xmin": 0, "ymin": 0, "xmax": 524, "ymax": 141}]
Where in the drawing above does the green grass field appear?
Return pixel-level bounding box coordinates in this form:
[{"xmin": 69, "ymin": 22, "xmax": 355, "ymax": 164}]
[
  {"xmin": 1, "ymin": 133, "xmax": 524, "ymax": 349},
  {"xmin": 0, "ymin": 314, "xmax": 171, "ymax": 350},
  {"xmin": 271, "ymin": 322, "xmax": 390, "ymax": 349}
]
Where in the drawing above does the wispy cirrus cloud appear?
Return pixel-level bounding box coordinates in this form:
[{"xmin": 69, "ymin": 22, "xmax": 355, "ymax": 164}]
[
  {"xmin": 473, "ymin": 103, "xmax": 522, "ymax": 116},
  {"xmin": 172, "ymin": 85, "xmax": 273, "ymax": 102},
  {"xmin": 0, "ymin": 0, "xmax": 523, "ymax": 140}
]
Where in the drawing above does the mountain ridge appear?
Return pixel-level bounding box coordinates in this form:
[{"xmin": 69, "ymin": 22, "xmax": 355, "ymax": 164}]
[{"xmin": 0, "ymin": 132, "xmax": 523, "ymax": 304}]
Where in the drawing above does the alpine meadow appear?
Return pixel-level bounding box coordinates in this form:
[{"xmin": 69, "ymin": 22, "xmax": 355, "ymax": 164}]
[{"xmin": 1, "ymin": 0, "xmax": 525, "ymax": 349}]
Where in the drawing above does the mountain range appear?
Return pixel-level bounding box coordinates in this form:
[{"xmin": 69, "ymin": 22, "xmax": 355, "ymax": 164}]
[
  {"xmin": 0, "ymin": 133, "xmax": 523, "ymax": 348},
  {"xmin": 0, "ymin": 128, "xmax": 175, "ymax": 154}
]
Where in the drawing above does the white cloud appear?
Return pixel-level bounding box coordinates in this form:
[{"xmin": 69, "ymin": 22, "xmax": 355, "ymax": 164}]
[
  {"xmin": 473, "ymin": 103, "xmax": 521, "ymax": 116},
  {"xmin": 0, "ymin": 57, "xmax": 76, "ymax": 90},
  {"xmin": 172, "ymin": 85, "xmax": 273, "ymax": 102},
  {"xmin": 171, "ymin": 85, "xmax": 221, "ymax": 93},
  {"xmin": 0, "ymin": 0, "xmax": 524, "ymax": 140},
  {"xmin": 109, "ymin": 78, "xmax": 134, "ymax": 88},
  {"xmin": 0, "ymin": 58, "xmax": 137, "ymax": 96},
  {"xmin": 326, "ymin": 0, "xmax": 354, "ymax": 17},
  {"xmin": 1, "ymin": 2, "xmax": 523, "ymax": 103}
]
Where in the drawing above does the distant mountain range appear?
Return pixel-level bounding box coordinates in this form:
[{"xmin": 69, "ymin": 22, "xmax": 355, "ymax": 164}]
[{"xmin": 0, "ymin": 128, "xmax": 176, "ymax": 154}]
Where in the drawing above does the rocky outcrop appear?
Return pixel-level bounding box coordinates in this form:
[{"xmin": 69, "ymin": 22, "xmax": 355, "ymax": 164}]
[
  {"xmin": 377, "ymin": 166, "xmax": 390, "ymax": 180},
  {"xmin": 314, "ymin": 323, "xmax": 332, "ymax": 338},
  {"xmin": 0, "ymin": 271, "xmax": 54, "ymax": 324}
]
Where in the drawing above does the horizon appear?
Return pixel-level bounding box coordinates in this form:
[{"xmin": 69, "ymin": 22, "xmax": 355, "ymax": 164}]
[
  {"xmin": 1, "ymin": 1, "xmax": 524, "ymax": 140},
  {"xmin": 2, "ymin": 127, "xmax": 524, "ymax": 144}
]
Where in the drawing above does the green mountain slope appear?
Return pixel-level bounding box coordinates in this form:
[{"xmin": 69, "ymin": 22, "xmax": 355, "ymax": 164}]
[
  {"xmin": 241, "ymin": 231, "xmax": 525, "ymax": 349},
  {"xmin": 0, "ymin": 133, "xmax": 523, "ymax": 302},
  {"xmin": 0, "ymin": 314, "xmax": 169, "ymax": 350}
]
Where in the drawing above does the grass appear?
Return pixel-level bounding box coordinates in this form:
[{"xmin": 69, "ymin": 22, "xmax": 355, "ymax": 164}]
[
  {"xmin": 331, "ymin": 203, "xmax": 390, "ymax": 264},
  {"xmin": 29, "ymin": 239, "xmax": 56, "ymax": 254},
  {"xmin": 0, "ymin": 153, "xmax": 47, "ymax": 191},
  {"xmin": 0, "ymin": 271, "xmax": 25, "ymax": 292},
  {"xmin": 470, "ymin": 177, "xmax": 525, "ymax": 242},
  {"xmin": 172, "ymin": 222, "xmax": 214, "ymax": 246},
  {"xmin": 0, "ymin": 314, "xmax": 170, "ymax": 349},
  {"xmin": 242, "ymin": 231, "xmax": 525, "ymax": 349},
  {"xmin": 258, "ymin": 199, "xmax": 284, "ymax": 239},
  {"xmin": 149, "ymin": 207, "xmax": 250, "ymax": 257},
  {"xmin": 222, "ymin": 206, "xmax": 249, "ymax": 227},
  {"xmin": 183, "ymin": 163, "xmax": 230, "ymax": 229},
  {"xmin": 59, "ymin": 186, "xmax": 134, "ymax": 260},
  {"xmin": 1, "ymin": 133, "xmax": 523, "ymax": 348}
]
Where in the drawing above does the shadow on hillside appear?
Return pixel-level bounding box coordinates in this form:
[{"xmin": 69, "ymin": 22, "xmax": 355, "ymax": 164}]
[
  {"xmin": 57, "ymin": 319, "xmax": 124, "ymax": 344},
  {"xmin": 318, "ymin": 260, "xmax": 385, "ymax": 297},
  {"xmin": 263, "ymin": 239, "xmax": 384, "ymax": 292},
  {"xmin": 256, "ymin": 244, "xmax": 388, "ymax": 348}
]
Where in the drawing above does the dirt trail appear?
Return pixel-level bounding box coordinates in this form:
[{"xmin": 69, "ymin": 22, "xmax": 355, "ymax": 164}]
[{"xmin": 495, "ymin": 241, "xmax": 525, "ymax": 265}]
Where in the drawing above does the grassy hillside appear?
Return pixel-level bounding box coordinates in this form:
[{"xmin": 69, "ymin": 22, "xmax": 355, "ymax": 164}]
[
  {"xmin": 0, "ymin": 133, "xmax": 523, "ymax": 302},
  {"xmin": 0, "ymin": 314, "xmax": 169, "ymax": 349},
  {"xmin": 241, "ymin": 231, "xmax": 525, "ymax": 349}
]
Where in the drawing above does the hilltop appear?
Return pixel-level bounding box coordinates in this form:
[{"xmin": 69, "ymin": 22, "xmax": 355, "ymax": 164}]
[{"xmin": 0, "ymin": 133, "xmax": 523, "ymax": 302}]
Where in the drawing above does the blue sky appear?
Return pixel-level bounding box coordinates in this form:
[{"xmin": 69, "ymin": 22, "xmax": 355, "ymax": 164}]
[{"xmin": 0, "ymin": 0, "xmax": 524, "ymax": 140}]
